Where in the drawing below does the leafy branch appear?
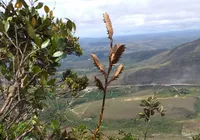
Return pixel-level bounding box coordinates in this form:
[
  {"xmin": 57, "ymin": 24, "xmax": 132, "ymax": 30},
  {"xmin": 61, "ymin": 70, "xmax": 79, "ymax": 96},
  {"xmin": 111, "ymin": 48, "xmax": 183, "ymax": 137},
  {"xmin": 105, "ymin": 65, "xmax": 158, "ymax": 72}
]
[{"xmin": 136, "ymin": 95, "xmax": 167, "ymax": 140}]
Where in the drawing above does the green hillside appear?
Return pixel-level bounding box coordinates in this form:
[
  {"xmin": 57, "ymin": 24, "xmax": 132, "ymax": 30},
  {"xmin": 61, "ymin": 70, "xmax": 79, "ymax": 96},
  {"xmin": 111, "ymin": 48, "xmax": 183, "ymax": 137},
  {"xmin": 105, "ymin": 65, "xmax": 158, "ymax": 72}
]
[{"xmin": 122, "ymin": 38, "xmax": 200, "ymax": 84}]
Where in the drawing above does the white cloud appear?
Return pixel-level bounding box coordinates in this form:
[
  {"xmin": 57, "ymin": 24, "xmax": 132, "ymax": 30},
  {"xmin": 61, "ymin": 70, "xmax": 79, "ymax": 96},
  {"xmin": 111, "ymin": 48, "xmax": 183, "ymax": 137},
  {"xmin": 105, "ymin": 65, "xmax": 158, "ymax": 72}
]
[{"xmin": 43, "ymin": 0, "xmax": 200, "ymax": 37}]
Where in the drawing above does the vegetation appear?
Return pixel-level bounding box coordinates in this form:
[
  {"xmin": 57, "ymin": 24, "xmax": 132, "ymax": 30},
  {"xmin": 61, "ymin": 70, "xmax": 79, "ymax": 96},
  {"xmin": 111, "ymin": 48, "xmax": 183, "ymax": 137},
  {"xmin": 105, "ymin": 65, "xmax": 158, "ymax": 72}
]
[
  {"xmin": 193, "ymin": 134, "xmax": 200, "ymax": 140},
  {"xmin": 0, "ymin": 1, "xmax": 132, "ymax": 139},
  {"xmin": 136, "ymin": 96, "xmax": 166, "ymax": 140},
  {"xmin": 1, "ymin": 0, "xmax": 200, "ymax": 140},
  {"xmin": 0, "ymin": 0, "xmax": 88, "ymax": 139}
]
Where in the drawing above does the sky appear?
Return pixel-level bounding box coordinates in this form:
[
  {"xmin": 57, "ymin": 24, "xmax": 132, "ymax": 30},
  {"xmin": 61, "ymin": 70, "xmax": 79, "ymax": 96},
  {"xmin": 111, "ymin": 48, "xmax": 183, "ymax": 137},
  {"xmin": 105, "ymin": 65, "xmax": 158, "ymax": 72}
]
[{"xmin": 43, "ymin": 0, "xmax": 200, "ymax": 38}]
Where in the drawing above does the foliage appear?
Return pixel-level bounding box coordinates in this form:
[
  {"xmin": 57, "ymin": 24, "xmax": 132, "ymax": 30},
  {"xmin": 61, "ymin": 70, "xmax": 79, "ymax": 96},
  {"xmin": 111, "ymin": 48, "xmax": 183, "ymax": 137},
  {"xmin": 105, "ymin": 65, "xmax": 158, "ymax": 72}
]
[
  {"xmin": 61, "ymin": 69, "xmax": 89, "ymax": 96},
  {"xmin": 193, "ymin": 134, "xmax": 200, "ymax": 140},
  {"xmin": 136, "ymin": 95, "xmax": 166, "ymax": 140},
  {"xmin": 0, "ymin": 0, "xmax": 87, "ymax": 139},
  {"xmin": 107, "ymin": 130, "xmax": 138, "ymax": 140},
  {"xmin": 69, "ymin": 125, "xmax": 93, "ymax": 140}
]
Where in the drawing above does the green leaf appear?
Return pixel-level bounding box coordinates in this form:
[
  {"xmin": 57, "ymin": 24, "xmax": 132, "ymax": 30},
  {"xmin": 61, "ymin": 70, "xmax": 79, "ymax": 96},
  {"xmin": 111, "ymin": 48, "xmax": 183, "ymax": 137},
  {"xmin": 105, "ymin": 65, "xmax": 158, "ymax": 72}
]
[
  {"xmin": 41, "ymin": 39, "xmax": 50, "ymax": 48},
  {"xmin": 32, "ymin": 66, "xmax": 41, "ymax": 73},
  {"xmin": 4, "ymin": 20, "xmax": 10, "ymax": 32},
  {"xmin": 7, "ymin": 17, "xmax": 12, "ymax": 21},
  {"xmin": 40, "ymin": 76, "xmax": 47, "ymax": 86},
  {"xmin": 53, "ymin": 51, "xmax": 63, "ymax": 57},
  {"xmin": 50, "ymin": 120, "xmax": 59, "ymax": 130},
  {"xmin": 6, "ymin": 3, "xmax": 14, "ymax": 12},
  {"xmin": 19, "ymin": 9, "xmax": 27, "ymax": 16},
  {"xmin": 34, "ymin": 37, "xmax": 42, "ymax": 46},
  {"xmin": 66, "ymin": 20, "xmax": 73, "ymax": 31},
  {"xmin": 55, "ymin": 57, "xmax": 61, "ymax": 62},
  {"xmin": 35, "ymin": 2, "xmax": 43, "ymax": 9},
  {"xmin": 51, "ymin": 36, "xmax": 57, "ymax": 51},
  {"xmin": 32, "ymin": 119, "xmax": 37, "ymax": 125},
  {"xmin": 21, "ymin": 0, "xmax": 28, "ymax": 8},
  {"xmin": 67, "ymin": 29, "xmax": 72, "ymax": 36},
  {"xmin": 27, "ymin": 24, "xmax": 36, "ymax": 39},
  {"xmin": 72, "ymin": 22, "xmax": 76, "ymax": 32},
  {"xmin": 47, "ymin": 78, "xmax": 56, "ymax": 86},
  {"xmin": 0, "ymin": 21, "xmax": 4, "ymax": 32},
  {"xmin": 54, "ymin": 38, "xmax": 66, "ymax": 49}
]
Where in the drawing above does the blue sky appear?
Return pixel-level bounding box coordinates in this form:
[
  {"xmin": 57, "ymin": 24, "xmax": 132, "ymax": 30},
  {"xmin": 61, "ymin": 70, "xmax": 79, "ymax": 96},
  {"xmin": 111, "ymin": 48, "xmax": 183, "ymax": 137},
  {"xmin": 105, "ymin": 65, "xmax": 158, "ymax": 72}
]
[{"xmin": 43, "ymin": 0, "xmax": 200, "ymax": 38}]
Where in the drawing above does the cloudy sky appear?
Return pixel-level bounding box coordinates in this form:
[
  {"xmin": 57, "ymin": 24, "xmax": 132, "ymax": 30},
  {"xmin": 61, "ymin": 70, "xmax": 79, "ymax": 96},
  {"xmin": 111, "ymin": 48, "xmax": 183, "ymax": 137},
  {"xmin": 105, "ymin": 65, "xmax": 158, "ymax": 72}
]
[{"xmin": 43, "ymin": 0, "xmax": 200, "ymax": 38}]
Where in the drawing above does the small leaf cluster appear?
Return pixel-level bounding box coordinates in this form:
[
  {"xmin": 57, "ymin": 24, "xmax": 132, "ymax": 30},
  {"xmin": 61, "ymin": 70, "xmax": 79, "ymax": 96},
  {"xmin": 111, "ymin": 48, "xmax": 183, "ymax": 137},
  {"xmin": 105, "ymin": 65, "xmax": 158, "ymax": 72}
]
[
  {"xmin": 62, "ymin": 69, "xmax": 89, "ymax": 95},
  {"xmin": 138, "ymin": 96, "xmax": 166, "ymax": 122},
  {"xmin": 91, "ymin": 13, "xmax": 126, "ymax": 92}
]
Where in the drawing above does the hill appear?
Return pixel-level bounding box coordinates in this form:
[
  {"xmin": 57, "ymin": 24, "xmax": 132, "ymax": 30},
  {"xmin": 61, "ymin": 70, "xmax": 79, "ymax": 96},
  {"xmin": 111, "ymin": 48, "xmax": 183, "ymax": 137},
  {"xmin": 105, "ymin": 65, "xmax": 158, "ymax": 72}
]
[{"xmin": 122, "ymin": 38, "xmax": 200, "ymax": 84}]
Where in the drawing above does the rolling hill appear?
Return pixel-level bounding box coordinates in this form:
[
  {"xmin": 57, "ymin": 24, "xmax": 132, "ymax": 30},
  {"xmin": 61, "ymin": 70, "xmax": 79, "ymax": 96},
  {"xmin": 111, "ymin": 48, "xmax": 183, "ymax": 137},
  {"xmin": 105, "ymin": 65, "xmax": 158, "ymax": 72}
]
[{"xmin": 122, "ymin": 38, "xmax": 200, "ymax": 84}]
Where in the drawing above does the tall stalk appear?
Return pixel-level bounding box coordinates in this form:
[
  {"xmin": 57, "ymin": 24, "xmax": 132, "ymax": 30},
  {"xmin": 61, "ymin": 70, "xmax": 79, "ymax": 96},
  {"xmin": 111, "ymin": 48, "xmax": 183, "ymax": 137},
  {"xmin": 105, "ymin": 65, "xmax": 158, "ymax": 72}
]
[{"xmin": 91, "ymin": 13, "xmax": 126, "ymax": 139}]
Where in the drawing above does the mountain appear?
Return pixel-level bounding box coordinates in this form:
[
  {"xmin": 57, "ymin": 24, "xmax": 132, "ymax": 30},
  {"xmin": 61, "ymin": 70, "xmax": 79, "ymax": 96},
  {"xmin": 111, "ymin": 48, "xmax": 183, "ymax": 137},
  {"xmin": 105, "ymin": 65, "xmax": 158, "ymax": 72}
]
[
  {"xmin": 79, "ymin": 29, "xmax": 200, "ymax": 52},
  {"xmin": 59, "ymin": 30, "xmax": 200, "ymax": 72},
  {"xmin": 58, "ymin": 49, "xmax": 167, "ymax": 72},
  {"xmin": 122, "ymin": 38, "xmax": 200, "ymax": 85},
  {"xmin": 58, "ymin": 30, "xmax": 200, "ymax": 85}
]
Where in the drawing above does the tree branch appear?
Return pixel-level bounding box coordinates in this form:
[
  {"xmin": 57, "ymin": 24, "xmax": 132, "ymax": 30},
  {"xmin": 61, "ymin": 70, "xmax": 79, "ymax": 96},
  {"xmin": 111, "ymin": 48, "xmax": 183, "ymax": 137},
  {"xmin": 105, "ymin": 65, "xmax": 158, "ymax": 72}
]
[
  {"xmin": 15, "ymin": 126, "xmax": 35, "ymax": 140},
  {"xmin": 0, "ymin": 82, "xmax": 18, "ymax": 116}
]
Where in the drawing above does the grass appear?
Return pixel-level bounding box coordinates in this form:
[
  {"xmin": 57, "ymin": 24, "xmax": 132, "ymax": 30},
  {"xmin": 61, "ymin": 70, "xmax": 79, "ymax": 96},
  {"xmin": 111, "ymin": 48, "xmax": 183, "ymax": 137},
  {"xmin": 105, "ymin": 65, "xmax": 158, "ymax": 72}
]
[
  {"xmin": 194, "ymin": 96, "xmax": 200, "ymax": 115},
  {"xmin": 59, "ymin": 113, "xmax": 183, "ymax": 137},
  {"xmin": 102, "ymin": 118, "xmax": 182, "ymax": 134}
]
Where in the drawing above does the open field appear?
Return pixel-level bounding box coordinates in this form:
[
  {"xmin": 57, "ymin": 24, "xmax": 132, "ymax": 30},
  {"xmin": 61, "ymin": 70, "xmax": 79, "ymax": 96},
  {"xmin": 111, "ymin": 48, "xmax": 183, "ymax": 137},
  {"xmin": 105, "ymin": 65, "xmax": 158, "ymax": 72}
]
[{"xmin": 74, "ymin": 95, "xmax": 196, "ymax": 120}]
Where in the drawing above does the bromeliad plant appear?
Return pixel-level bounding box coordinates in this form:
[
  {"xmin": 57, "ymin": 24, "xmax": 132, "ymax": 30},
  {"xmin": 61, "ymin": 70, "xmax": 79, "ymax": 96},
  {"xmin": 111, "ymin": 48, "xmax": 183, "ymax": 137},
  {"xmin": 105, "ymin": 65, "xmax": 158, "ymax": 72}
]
[{"xmin": 91, "ymin": 13, "xmax": 126, "ymax": 139}]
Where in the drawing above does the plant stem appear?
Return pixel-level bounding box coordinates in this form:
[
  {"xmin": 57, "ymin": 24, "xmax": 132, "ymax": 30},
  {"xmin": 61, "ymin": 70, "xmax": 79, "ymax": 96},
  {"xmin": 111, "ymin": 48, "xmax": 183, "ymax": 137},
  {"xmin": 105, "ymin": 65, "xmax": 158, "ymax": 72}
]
[
  {"xmin": 93, "ymin": 57, "xmax": 112, "ymax": 139},
  {"xmin": 143, "ymin": 120, "xmax": 150, "ymax": 140},
  {"xmin": 93, "ymin": 86, "xmax": 107, "ymax": 139},
  {"xmin": 93, "ymin": 30, "xmax": 113, "ymax": 140}
]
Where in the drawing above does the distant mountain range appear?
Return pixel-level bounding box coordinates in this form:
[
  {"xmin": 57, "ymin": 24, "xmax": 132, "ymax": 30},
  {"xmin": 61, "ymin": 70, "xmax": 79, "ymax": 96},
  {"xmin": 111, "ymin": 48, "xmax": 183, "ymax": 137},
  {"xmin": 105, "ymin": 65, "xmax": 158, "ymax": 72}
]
[{"xmin": 79, "ymin": 29, "xmax": 200, "ymax": 52}]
